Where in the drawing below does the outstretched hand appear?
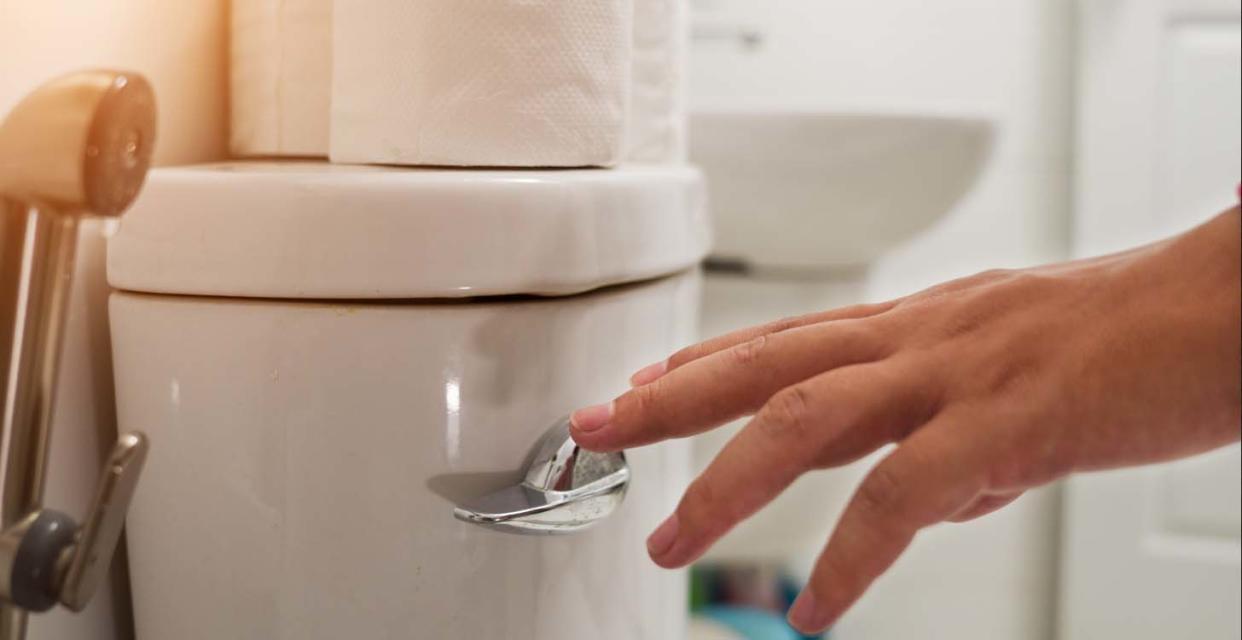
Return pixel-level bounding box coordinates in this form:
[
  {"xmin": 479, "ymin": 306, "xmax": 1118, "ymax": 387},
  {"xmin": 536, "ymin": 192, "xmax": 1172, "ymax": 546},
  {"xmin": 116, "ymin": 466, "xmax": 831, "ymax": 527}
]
[{"xmin": 570, "ymin": 207, "xmax": 1241, "ymax": 634}]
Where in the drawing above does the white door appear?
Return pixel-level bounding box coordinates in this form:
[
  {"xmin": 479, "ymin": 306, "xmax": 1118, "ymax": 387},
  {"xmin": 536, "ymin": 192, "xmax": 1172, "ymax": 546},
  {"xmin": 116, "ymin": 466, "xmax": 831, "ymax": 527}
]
[{"xmin": 1062, "ymin": 1, "xmax": 1242, "ymax": 638}]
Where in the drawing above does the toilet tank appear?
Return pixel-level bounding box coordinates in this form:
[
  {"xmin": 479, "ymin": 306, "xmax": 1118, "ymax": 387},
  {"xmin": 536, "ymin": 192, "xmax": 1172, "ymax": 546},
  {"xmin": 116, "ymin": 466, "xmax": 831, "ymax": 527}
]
[{"xmin": 106, "ymin": 163, "xmax": 709, "ymax": 639}]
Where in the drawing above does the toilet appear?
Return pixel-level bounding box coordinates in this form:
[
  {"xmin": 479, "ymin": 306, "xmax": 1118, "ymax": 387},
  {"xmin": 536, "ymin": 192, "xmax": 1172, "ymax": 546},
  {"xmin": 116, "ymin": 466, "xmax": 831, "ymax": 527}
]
[{"xmin": 103, "ymin": 162, "xmax": 709, "ymax": 639}]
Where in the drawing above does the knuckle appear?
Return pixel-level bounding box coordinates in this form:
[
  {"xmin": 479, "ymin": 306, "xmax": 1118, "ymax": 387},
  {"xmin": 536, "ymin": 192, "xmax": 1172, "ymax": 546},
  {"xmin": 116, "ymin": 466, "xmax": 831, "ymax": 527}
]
[
  {"xmin": 922, "ymin": 269, "xmax": 1006, "ymax": 299},
  {"xmin": 626, "ymin": 382, "xmax": 670, "ymax": 434},
  {"xmin": 629, "ymin": 382, "xmax": 659, "ymax": 414},
  {"xmin": 730, "ymin": 334, "xmax": 770, "ymax": 368},
  {"xmin": 905, "ymin": 268, "xmax": 1015, "ymax": 309},
  {"xmin": 683, "ymin": 478, "xmax": 717, "ymax": 513},
  {"xmin": 987, "ymin": 423, "xmax": 1071, "ymax": 489},
  {"xmin": 840, "ymin": 320, "xmax": 890, "ymax": 356},
  {"xmin": 934, "ymin": 286, "xmax": 1009, "ymax": 341},
  {"xmin": 758, "ymin": 386, "xmax": 816, "ymax": 444},
  {"xmin": 1008, "ymin": 269, "xmax": 1055, "ymax": 289},
  {"xmin": 976, "ymin": 267, "xmax": 1016, "ymax": 282},
  {"xmin": 681, "ymin": 477, "xmax": 732, "ymax": 530},
  {"xmin": 856, "ymin": 463, "xmax": 904, "ymax": 516},
  {"xmin": 943, "ymin": 297, "xmax": 992, "ymax": 339},
  {"xmin": 982, "ymin": 356, "xmax": 1035, "ymax": 396},
  {"xmin": 956, "ymin": 329, "xmax": 1045, "ymax": 398},
  {"xmin": 766, "ymin": 315, "xmax": 804, "ymax": 333}
]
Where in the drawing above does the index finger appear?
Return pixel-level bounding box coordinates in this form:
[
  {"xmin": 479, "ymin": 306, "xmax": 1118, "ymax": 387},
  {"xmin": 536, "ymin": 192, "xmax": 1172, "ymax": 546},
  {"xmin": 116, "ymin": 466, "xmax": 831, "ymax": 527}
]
[{"xmin": 570, "ymin": 319, "xmax": 889, "ymax": 452}]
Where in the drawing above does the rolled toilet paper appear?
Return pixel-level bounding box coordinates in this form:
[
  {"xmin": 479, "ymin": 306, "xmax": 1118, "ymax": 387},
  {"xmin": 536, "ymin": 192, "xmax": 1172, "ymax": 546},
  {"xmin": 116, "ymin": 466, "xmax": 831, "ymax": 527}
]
[
  {"xmin": 231, "ymin": 0, "xmax": 332, "ymax": 156},
  {"xmin": 330, "ymin": 0, "xmax": 632, "ymax": 167},
  {"xmin": 626, "ymin": 0, "xmax": 688, "ymax": 164}
]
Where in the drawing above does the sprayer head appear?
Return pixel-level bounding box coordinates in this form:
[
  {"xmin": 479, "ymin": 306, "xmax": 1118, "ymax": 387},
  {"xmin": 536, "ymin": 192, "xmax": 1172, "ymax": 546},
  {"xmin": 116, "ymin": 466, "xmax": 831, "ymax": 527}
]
[{"xmin": 0, "ymin": 70, "xmax": 156, "ymax": 217}]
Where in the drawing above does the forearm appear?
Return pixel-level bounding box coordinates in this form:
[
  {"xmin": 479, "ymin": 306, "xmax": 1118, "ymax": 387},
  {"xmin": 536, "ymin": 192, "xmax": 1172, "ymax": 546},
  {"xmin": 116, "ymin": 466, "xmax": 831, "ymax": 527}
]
[{"xmin": 1089, "ymin": 206, "xmax": 1242, "ymax": 463}]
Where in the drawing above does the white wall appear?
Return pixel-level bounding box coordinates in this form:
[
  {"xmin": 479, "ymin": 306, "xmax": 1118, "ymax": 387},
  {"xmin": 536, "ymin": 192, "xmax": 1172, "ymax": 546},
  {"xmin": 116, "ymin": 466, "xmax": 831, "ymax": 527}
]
[
  {"xmin": 689, "ymin": 2, "xmax": 1075, "ymax": 639},
  {"xmin": 0, "ymin": 0, "xmax": 229, "ymax": 166}
]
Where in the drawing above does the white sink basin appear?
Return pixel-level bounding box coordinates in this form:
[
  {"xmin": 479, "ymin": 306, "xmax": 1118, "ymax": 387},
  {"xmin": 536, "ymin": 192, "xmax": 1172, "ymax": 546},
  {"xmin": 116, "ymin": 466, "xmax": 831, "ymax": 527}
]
[{"xmin": 690, "ymin": 109, "xmax": 993, "ymax": 269}]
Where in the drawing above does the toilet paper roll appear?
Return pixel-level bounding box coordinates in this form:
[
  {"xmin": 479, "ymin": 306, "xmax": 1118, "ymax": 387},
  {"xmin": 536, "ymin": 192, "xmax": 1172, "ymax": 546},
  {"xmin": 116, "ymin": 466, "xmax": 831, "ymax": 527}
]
[
  {"xmin": 626, "ymin": 0, "xmax": 688, "ymax": 164},
  {"xmin": 231, "ymin": 0, "xmax": 332, "ymax": 156},
  {"xmin": 330, "ymin": 0, "xmax": 632, "ymax": 167}
]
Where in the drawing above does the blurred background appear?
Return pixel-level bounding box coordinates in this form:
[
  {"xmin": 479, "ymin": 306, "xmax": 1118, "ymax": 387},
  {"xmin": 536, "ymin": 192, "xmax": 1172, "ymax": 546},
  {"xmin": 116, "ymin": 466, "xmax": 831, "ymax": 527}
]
[
  {"xmin": 2, "ymin": 1, "xmax": 1240, "ymax": 639},
  {"xmin": 684, "ymin": 1, "xmax": 1240, "ymax": 639}
]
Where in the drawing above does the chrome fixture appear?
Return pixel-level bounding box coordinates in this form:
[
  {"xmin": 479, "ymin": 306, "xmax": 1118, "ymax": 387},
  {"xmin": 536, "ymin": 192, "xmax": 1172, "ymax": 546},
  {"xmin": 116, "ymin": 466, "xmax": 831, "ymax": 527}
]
[
  {"xmin": 454, "ymin": 417, "xmax": 630, "ymax": 534},
  {"xmin": 0, "ymin": 70, "xmax": 155, "ymax": 639}
]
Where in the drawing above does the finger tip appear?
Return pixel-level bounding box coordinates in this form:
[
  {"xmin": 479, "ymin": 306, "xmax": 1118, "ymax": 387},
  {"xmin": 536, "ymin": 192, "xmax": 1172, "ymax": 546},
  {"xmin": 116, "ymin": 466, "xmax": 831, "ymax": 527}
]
[
  {"xmin": 786, "ymin": 617, "xmax": 830, "ymax": 636},
  {"xmin": 648, "ymin": 551, "xmax": 692, "ymax": 570},
  {"xmin": 786, "ymin": 589, "xmax": 836, "ymax": 635},
  {"xmin": 648, "ymin": 545, "xmax": 703, "ymax": 570},
  {"xmin": 647, "ymin": 515, "xmax": 705, "ymax": 569},
  {"xmin": 569, "ymin": 401, "xmax": 614, "ymax": 433},
  {"xmin": 568, "ymin": 429, "xmax": 615, "ymax": 453}
]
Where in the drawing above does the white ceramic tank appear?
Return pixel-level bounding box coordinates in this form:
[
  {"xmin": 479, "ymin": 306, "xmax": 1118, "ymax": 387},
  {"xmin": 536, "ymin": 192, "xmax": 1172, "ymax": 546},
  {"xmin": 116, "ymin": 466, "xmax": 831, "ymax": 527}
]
[{"xmin": 106, "ymin": 163, "xmax": 709, "ymax": 639}]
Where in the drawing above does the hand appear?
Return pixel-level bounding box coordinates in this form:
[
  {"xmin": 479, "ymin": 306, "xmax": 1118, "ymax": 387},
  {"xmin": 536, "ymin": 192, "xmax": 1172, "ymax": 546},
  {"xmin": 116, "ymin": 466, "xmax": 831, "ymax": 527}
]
[{"xmin": 570, "ymin": 207, "xmax": 1241, "ymax": 634}]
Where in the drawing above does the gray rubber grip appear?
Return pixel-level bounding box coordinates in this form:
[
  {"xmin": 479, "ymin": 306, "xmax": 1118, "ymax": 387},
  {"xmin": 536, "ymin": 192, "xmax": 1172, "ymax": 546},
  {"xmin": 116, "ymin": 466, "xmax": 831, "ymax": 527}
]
[{"xmin": 9, "ymin": 510, "xmax": 77, "ymax": 612}]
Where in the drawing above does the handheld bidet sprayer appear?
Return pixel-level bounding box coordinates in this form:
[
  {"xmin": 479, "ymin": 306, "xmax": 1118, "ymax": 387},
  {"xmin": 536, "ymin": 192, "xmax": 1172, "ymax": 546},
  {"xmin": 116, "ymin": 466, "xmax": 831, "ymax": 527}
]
[{"xmin": 0, "ymin": 70, "xmax": 155, "ymax": 639}]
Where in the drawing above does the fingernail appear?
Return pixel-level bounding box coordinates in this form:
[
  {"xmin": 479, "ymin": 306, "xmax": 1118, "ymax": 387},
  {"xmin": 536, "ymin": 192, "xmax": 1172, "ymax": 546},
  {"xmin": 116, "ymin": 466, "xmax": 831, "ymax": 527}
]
[
  {"xmin": 787, "ymin": 589, "xmax": 833, "ymax": 634},
  {"xmin": 629, "ymin": 359, "xmax": 668, "ymax": 386},
  {"xmin": 570, "ymin": 402, "xmax": 613, "ymax": 433},
  {"xmin": 646, "ymin": 514, "xmax": 679, "ymax": 559}
]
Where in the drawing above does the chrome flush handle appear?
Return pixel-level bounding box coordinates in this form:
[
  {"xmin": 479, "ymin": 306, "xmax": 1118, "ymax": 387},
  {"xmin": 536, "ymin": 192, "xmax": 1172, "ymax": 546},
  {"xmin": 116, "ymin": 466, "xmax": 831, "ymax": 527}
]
[{"xmin": 454, "ymin": 417, "xmax": 630, "ymax": 534}]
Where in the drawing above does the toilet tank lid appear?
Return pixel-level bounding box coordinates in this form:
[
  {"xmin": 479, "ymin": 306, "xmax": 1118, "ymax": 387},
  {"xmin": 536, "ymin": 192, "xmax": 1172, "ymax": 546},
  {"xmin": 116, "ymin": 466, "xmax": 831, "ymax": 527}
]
[{"xmin": 107, "ymin": 162, "xmax": 709, "ymax": 299}]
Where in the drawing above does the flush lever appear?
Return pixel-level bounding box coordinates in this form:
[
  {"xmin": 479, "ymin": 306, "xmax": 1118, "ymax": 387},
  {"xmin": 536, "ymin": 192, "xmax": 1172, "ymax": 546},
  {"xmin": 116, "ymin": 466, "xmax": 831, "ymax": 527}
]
[
  {"xmin": 0, "ymin": 70, "xmax": 156, "ymax": 637},
  {"xmin": 453, "ymin": 417, "xmax": 630, "ymax": 534}
]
